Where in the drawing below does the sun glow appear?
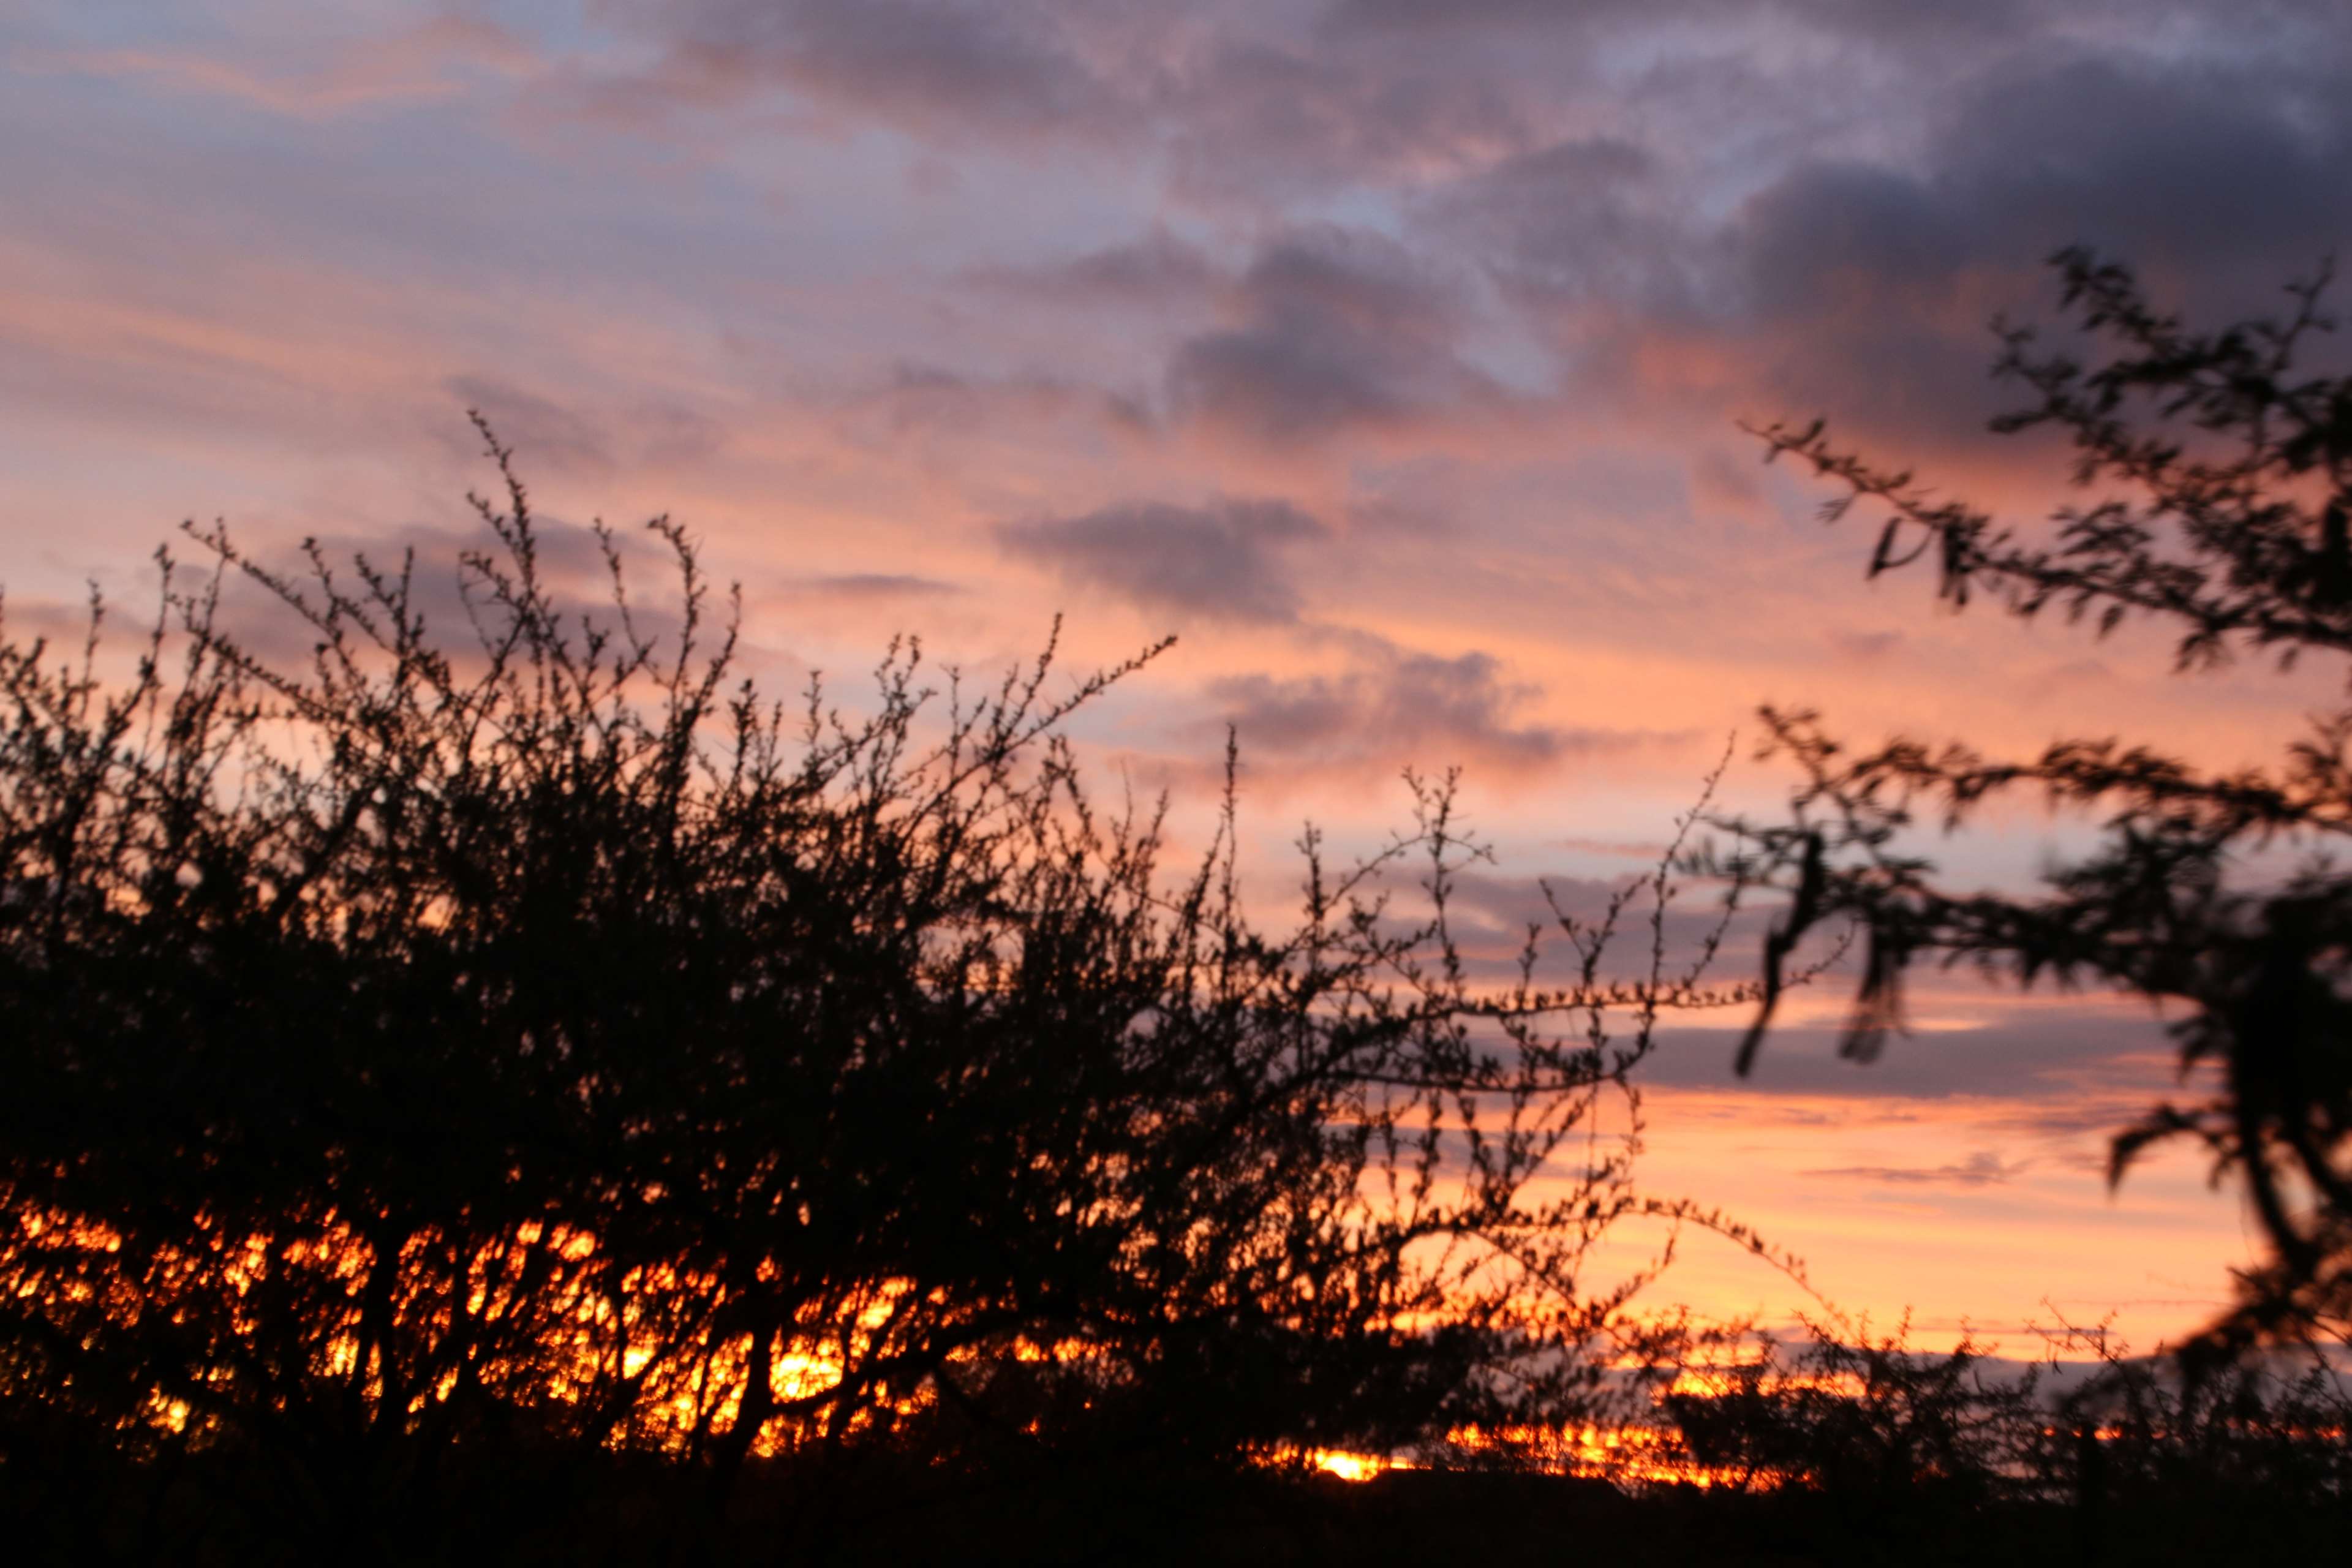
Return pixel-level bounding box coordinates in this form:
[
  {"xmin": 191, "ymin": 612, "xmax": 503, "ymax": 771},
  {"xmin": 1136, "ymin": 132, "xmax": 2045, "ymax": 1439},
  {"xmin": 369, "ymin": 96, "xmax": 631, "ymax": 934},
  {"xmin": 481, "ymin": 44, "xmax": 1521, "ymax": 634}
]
[
  {"xmin": 1308, "ymin": 1449, "xmax": 1394, "ymax": 1482},
  {"xmin": 7, "ymin": 1195, "xmax": 1833, "ymax": 1486}
]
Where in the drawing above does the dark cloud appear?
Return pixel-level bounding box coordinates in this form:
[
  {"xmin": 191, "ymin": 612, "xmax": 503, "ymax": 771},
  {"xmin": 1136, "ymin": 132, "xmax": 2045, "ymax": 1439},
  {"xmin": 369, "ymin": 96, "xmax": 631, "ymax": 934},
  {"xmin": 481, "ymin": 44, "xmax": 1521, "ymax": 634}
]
[
  {"xmin": 1710, "ymin": 49, "xmax": 2352, "ymax": 445},
  {"xmin": 1155, "ymin": 33, "xmax": 1536, "ymax": 202},
  {"xmin": 1325, "ymin": 0, "xmax": 2337, "ymax": 53},
  {"xmin": 1303, "ymin": 12, "xmax": 2352, "ymax": 458},
  {"xmin": 1325, "ymin": 0, "xmax": 2046, "ymax": 43},
  {"xmin": 1419, "ymin": 135, "xmax": 1681, "ymax": 309},
  {"xmin": 1209, "ymin": 638, "xmax": 1659, "ymax": 774},
  {"xmin": 1827, "ymin": 628, "xmax": 1902, "ymax": 661},
  {"xmin": 1801, "ymin": 1150, "xmax": 2026, "ymax": 1187},
  {"xmin": 1324, "ymin": 0, "xmax": 1578, "ymax": 30},
  {"xmin": 600, "ymin": 2, "xmax": 1547, "ymax": 198},
  {"xmin": 617, "ymin": 0, "xmax": 1117, "ymax": 140},
  {"xmin": 1642, "ymin": 1007, "xmax": 2184, "ymax": 1110},
  {"xmin": 1168, "ymin": 226, "xmax": 1496, "ymax": 446},
  {"xmin": 780, "ymin": 572, "xmax": 962, "ymax": 600},
  {"xmin": 1736, "ymin": 162, "xmax": 1964, "ymax": 320},
  {"xmin": 842, "ymin": 363, "xmax": 1145, "ymax": 445},
  {"xmin": 1938, "ymin": 55, "xmax": 2352, "ymax": 276},
  {"xmin": 589, "ymin": 2, "xmax": 2352, "ymax": 420},
  {"xmin": 1737, "ymin": 53, "xmax": 2352, "ymax": 311},
  {"xmin": 998, "ymin": 496, "xmax": 1325, "ymax": 625},
  {"xmin": 971, "ymin": 229, "xmax": 1218, "ymax": 307},
  {"xmin": 581, "ymin": 0, "xmax": 2352, "ymax": 236}
]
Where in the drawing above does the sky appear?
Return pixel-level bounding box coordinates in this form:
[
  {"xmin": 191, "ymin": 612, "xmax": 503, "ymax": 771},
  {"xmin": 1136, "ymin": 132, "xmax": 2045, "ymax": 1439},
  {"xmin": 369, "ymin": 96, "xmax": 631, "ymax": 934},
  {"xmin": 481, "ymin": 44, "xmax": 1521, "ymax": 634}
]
[{"xmin": 7, "ymin": 0, "xmax": 2351, "ymax": 1352}]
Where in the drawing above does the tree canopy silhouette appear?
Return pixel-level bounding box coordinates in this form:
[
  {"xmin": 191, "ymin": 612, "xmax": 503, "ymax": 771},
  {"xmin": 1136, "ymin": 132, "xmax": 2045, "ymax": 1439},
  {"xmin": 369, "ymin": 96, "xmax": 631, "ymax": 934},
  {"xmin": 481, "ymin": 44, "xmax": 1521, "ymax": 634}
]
[
  {"xmin": 0, "ymin": 421, "xmax": 1758, "ymax": 1561},
  {"xmin": 1729, "ymin": 247, "xmax": 2352, "ymax": 1354}
]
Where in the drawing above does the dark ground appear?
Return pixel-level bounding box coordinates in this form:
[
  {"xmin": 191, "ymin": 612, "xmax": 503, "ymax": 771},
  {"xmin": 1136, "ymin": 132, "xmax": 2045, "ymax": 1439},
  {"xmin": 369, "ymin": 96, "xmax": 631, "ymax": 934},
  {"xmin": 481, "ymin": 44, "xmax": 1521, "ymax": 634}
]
[{"xmin": 12, "ymin": 1442, "xmax": 2344, "ymax": 1567}]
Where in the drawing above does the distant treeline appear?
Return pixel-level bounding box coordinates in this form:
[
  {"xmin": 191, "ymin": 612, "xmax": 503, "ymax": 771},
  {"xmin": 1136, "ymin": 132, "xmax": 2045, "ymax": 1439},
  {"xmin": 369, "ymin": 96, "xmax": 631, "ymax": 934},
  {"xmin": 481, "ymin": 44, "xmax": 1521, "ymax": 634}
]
[{"xmin": 9, "ymin": 1315, "xmax": 2348, "ymax": 1565}]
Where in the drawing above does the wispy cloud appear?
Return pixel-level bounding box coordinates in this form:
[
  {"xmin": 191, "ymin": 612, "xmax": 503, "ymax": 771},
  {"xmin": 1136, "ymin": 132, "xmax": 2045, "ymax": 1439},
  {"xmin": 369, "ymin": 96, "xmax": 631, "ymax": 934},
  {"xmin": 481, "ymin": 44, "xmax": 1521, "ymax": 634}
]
[
  {"xmin": 34, "ymin": 18, "xmax": 536, "ymax": 119},
  {"xmin": 1801, "ymin": 1151, "xmax": 2028, "ymax": 1188},
  {"xmin": 1205, "ymin": 635, "xmax": 1675, "ymax": 777}
]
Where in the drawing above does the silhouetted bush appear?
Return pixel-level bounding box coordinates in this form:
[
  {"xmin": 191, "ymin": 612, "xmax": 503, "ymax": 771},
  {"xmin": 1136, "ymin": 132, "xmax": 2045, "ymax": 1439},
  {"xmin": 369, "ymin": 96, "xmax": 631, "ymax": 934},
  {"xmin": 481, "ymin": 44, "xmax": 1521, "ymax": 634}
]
[
  {"xmin": 1634, "ymin": 1319, "xmax": 2348, "ymax": 1566},
  {"xmin": 1662, "ymin": 1321, "xmax": 2035, "ymax": 1506},
  {"xmin": 0, "ymin": 423, "xmax": 1748, "ymax": 1562},
  {"xmin": 1725, "ymin": 248, "xmax": 2352, "ymax": 1352}
]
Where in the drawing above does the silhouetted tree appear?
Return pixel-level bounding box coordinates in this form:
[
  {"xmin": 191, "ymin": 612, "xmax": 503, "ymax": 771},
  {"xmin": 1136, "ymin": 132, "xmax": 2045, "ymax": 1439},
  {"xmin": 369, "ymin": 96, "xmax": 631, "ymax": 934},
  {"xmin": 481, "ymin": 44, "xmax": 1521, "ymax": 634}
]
[
  {"xmin": 0, "ymin": 420, "xmax": 1749, "ymax": 1562},
  {"xmin": 1663, "ymin": 1320, "xmax": 2035, "ymax": 1506},
  {"xmin": 1727, "ymin": 247, "xmax": 2352, "ymax": 1354},
  {"xmin": 1646, "ymin": 1318, "xmax": 2348, "ymax": 1564}
]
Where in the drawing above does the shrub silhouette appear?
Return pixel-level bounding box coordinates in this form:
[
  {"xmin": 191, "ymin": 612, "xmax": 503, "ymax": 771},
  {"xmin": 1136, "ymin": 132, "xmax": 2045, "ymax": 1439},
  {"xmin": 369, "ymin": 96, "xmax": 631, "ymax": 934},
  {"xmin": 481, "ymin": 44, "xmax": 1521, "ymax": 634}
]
[
  {"xmin": 1725, "ymin": 248, "xmax": 2352, "ymax": 1354},
  {"xmin": 0, "ymin": 422, "xmax": 1753, "ymax": 1561},
  {"xmin": 1643, "ymin": 1319, "xmax": 2349, "ymax": 1566},
  {"xmin": 1662, "ymin": 1321, "xmax": 2035, "ymax": 1505}
]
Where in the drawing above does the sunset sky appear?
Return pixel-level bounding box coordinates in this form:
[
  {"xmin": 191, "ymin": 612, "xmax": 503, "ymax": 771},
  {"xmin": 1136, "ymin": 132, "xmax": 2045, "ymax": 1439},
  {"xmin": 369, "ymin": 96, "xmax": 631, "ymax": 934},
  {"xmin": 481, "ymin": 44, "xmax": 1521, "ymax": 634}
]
[{"xmin": 8, "ymin": 0, "xmax": 2350, "ymax": 1353}]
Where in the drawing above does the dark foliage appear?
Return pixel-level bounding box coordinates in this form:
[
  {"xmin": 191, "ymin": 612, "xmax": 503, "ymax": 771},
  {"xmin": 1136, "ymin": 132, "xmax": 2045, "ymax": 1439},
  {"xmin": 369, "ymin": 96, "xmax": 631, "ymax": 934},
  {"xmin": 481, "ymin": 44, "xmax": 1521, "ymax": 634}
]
[
  {"xmin": 0, "ymin": 422, "xmax": 1758, "ymax": 1562},
  {"xmin": 1638, "ymin": 1320, "xmax": 2352, "ymax": 1567},
  {"xmin": 1726, "ymin": 247, "xmax": 2352, "ymax": 1353},
  {"xmin": 1664, "ymin": 1322, "xmax": 2035, "ymax": 1505}
]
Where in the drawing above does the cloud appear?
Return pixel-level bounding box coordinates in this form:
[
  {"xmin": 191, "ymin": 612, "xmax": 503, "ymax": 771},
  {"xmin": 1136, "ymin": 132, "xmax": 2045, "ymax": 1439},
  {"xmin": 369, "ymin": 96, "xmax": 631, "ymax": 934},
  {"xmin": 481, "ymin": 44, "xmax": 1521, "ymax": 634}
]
[
  {"xmin": 572, "ymin": 0, "xmax": 2352, "ymax": 459},
  {"xmin": 840, "ymin": 364, "xmax": 1146, "ymax": 448},
  {"xmin": 1730, "ymin": 51, "xmax": 2352, "ymax": 311},
  {"xmin": 1801, "ymin": 1150, "xmax": 2027, "ymax": 1187},
  {"xmin": 1167, "ymin": 226, "xmax": 1499, "ymax": 447},
  {"xmin": 1827, "ymin": 628, "xmax": 1903, "ymax": 661},
  {"xmin": 597, "ymin": 0, "xmax": 1121, "ymax": 141},
  {"xmin": 998, "ymin": 496, "xmax": 1325, "ymax": 625},
  {"xmin": 1208, "ymin": 636, "xmax": 1658, "ymax": 775},
  {"xmin": 969, "ymin": 229, "xmax": 1218, "ymax": 307},
  {"xmin": 0, "ymin": 511, "xmax": 699, "ymax": 683},
  {"xmin": 1391, "ymin": 865, "xmax": 1765, "ymax": 987},
  {"xmin": 1736, "ymin": 161, "xmax": 1965, "ymax": 320},
  {"xmin": 1642, "ymin": 1005, "xmax": 2184, "ymax": 1110},
  {"xmin": 0, "ymin": 591, "xmax": 110, "ymax": 649},
  {"xmin": 447, "ymin": 376, "xmax": 613, "ymax": 473},
  {"xmin": 1932, "ymin": 54, "xmax": 2352, "ymax": 278},
  {"xmin": 443, "ymin": 379, "xmax": 726, "ymax": 476},
  {"xmin": 1323, "ymin": 0, "xmax": 1897, "ymax": 34},
  {"xmin": 1153, "ymin": 31, "xmax": 1537, "ymax": 203},
  {"xmin": 1703, "ymin": 47, "xmax": 2352, "ymax": 447},
  {"xmin": 597, "ymin": 1, "xmax": 1548, "ymax": 200},
  {"xmin": 1419, "ymin": 135, "xmax": 1686, "ymax": 312},
  {"xmin": 34, "ymin": 18, "xmax": 537, "ymax": 119},
  {"xmin": 779, "ymin": 572, "xmax": 962, "ymax": 601}
]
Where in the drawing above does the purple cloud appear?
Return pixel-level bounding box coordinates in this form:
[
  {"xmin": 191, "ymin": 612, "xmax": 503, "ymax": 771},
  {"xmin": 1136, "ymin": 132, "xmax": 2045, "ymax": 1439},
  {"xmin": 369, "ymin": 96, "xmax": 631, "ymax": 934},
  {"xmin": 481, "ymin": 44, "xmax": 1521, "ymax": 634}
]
[{"xmin": 999, "ymin": 495, "xmax": 1326, "ymax": 625}]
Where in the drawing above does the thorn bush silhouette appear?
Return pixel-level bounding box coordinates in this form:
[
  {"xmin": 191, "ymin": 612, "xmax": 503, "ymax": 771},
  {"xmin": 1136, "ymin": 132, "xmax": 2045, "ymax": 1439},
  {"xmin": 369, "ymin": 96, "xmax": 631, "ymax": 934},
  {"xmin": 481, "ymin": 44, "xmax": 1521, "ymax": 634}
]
[
  {"xmin": 0, "ymin": 420, "xmax": 1755, "ymax": 1563},
  {"xmin": 1722, "ymin": 248, "xmax": 2352, "ymax": 1354},
  {"xmin": 1647, "ymin": 1318, "xmax": 2350, "ymax": 1566}
]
